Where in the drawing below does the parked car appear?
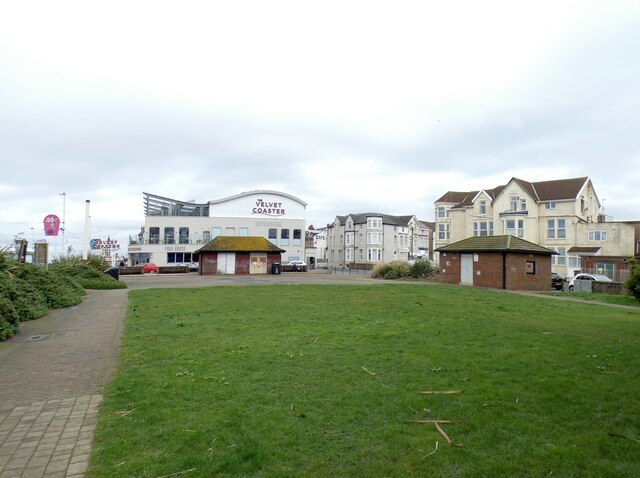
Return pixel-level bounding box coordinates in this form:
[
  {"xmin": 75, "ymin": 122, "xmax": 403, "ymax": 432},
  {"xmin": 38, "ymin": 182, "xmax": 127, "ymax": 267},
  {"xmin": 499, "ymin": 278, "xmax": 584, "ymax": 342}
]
[
  {"xmin": 551, "ymin": 272, "xmax": 563, "ymax": 290},
  {"xmin": 175, "ymin": 261, "xmax": 199, "ymax": 272},
  {"xmin": 138, "ymin": 262, "xmax": 159, "ymax": 274},
  {"xmin": 286, "ymin": 260, "xmax": 306, "ymax": 267},
  {"xmin": 284, "ymin": 260, "xmax": 307, "ymax": 272},
  {"xmin": 568, "ymin": 273, "xmax": 612, "ymax": 291}
]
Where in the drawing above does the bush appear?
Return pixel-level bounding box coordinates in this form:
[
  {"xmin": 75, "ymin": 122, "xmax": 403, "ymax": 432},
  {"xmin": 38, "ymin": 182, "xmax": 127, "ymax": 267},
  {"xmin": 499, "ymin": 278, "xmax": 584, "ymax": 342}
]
[
  {"xmin": 372, "ymin": 260, "xmax": 433, "ymax": 280},
  {"xmin": 409, "ymin": 260, "xmax": 438, "ymax": 279},
  {"xmin": 0, "ymin": 274, "xmax": 48, "ymax": 322},
  {"xmin": 52, "ymin": 254, "xmax": 110, "ymax": 272},
  {"xmin": 0, "ymin": 296, "xmax": 19, "ymax": 340},
  {"xmin": 383, "ymin": 269, "xmax": 399, "ymax": 280},
  {"xmin": 13, "ymin": 263, "xmax": 85, "ymax": 308},
  {"xmin": 371, "ymin": 263, "xmax": 393, "ymax": 279},
  {"xmin": 625, "ymin": 258, "xmax": 640, "ymax": 301},
  {"xmin": 49, "ymin": 263, "xmax": 127, "ymax": 290}
]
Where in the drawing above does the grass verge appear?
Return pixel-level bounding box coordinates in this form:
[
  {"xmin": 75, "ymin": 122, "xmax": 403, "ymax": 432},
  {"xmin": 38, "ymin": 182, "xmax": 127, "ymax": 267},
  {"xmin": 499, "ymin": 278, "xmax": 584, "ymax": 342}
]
[{"xmin": 89, "ymin": 284, "xmax": 640, "ymax": 477}]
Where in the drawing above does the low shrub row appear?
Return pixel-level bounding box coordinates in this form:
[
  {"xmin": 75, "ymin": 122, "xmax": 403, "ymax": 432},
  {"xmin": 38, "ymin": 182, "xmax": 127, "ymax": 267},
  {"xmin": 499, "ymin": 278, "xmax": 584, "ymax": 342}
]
[
  {"xmin": 0, "ymin": 252, "xmax": 126, "ymax": 341},
  {"xmin": 370, "ymin": 259, "xmax": 438, "ymax": 280}
]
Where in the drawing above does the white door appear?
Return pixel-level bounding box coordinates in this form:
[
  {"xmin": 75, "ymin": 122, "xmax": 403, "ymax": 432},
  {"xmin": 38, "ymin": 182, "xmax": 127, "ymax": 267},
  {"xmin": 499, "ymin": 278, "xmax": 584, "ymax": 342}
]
[
  {"xmin": 217, "ymin": 253, "xmax": 236, "ymax": 274},
  {"xmin": 460, "ymin": 254, "xmax": 473, "ymax": 285}
]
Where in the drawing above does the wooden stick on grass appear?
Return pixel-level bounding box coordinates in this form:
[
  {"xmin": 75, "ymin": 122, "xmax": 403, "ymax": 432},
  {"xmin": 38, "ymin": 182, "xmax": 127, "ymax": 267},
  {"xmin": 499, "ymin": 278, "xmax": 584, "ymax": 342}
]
[
  {"xmin": 155, "ymin": 468, "xmax": 197, "ymax": 478},
  {"xmin": 608, "ymin": 432, "xmax": 640, "ymax": 444},
  {"xmin": 362, "ymin": 366, "xmax": 376, "ymax": 375},
  {"xmin": 433, "ymin": 422, "xmax": 452, "ymax": 445},
  {"xmin": 406, "ymin": 419, "xmax": 469, "ymax": 424},
  {"xmin": 417, "ymin": 390, "xmax": 463, "ymax": 394}
]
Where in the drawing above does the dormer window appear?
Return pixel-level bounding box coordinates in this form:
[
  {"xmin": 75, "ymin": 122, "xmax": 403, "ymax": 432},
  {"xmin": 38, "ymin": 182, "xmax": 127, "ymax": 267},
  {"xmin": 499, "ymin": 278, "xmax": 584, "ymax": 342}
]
[
  {"xmin": 479, "ymin": 200, "xmax": 486, "ymax": 215},
  {"xmin": 367, "ymin": 217, "xmax": 382, "ymax": 229}
]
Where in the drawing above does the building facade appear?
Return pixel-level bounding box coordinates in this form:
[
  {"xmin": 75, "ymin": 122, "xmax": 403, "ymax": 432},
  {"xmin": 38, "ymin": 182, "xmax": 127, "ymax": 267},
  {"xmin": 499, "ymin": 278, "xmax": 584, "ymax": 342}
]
[
  {"xmin": 434, "ymin": 176, "xmax": 638, "ymax": 280},
  {"xmin": 128, "ymin": 190, "xmax": 307, "ymax": 267},
  {"xmin": 325, "ymin": 213, "xmax": 433, "ymax": 269},
  {"xmin": 305, "ymin": 226, "xmax": 328, "ymax": 269},
  {"xmin": 437, "ymin": 235, "xmax": 555, "ymax": 291}
]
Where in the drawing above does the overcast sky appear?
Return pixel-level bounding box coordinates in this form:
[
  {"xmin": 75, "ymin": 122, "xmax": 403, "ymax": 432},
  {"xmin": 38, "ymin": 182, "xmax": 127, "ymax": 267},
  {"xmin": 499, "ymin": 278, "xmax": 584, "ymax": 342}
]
[{"xmin": 1, "ymin": 1, "xmax": 639, "ymax": 255}]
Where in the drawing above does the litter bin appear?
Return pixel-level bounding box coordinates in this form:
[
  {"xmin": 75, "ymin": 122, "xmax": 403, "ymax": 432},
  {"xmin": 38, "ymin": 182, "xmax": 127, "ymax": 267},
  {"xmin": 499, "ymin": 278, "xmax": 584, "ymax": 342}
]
[
  {"xmin": 104, "ymin": 267, "xmax": 120, "ymax": 280},
  {"xmin": 272, "ymin": 263, "xmax": 281, "ymax": 275}
]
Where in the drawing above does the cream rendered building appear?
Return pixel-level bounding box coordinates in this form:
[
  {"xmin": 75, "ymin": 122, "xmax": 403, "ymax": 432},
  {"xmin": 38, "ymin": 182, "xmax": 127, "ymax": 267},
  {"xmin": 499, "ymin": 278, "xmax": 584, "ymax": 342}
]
[{"xmin": 434, "ymin": 176, "xmax": 637, "ymax": 279}]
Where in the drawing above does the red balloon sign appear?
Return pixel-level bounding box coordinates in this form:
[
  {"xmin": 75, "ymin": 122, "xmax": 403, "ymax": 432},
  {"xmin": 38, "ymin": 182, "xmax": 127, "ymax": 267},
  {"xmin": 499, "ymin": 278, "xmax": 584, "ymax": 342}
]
[{"xmin": 43, "ymin": 214, "xmax": 61, "ymax": 236}]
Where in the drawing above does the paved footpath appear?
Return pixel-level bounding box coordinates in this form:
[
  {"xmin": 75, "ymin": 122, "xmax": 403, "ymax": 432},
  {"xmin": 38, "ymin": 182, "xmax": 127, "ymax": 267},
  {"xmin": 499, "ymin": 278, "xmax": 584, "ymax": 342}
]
[{"xmin": 0, "ymin": 289, "xmax": 128, "ymax": 478}]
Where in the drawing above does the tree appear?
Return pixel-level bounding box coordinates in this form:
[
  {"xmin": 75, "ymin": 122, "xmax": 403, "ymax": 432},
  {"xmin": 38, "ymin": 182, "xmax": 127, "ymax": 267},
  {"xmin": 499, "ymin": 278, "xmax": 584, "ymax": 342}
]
[{"xmin": 625, "ymin": 258, "xmax": 640, "ymax": 301}]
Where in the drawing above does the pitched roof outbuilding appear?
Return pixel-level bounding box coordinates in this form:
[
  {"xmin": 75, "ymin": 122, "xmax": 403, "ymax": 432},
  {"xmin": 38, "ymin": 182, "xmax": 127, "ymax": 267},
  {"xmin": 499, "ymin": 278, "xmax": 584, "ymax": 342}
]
[
  {"xmin": 436, "ymin": 235, "xmax": 556, "ymax": 255},
  {"xmin": 197, "ymin": 236, "xmax": 285, "ymax": 253}
]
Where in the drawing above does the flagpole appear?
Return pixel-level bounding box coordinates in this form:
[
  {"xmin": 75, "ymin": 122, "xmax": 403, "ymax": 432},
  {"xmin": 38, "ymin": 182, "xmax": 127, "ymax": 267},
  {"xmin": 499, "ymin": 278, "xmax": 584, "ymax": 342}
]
[{"xmin": 60, "ymin": 192, "xmax": 66, "ymax": 255}]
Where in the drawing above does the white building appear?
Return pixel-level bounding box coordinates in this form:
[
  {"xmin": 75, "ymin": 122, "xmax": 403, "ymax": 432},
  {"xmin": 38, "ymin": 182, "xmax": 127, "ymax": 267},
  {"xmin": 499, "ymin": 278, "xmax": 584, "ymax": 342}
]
[
  {"xmin": 128, "ymin": 190, "xmax": 307, "ymax": 266},
  {"xmin": 325, "ymin": 213, "xmax": 434, "ymax": 269},
  {"xmin": 305, "ymin": 226, "xmax": 328, "ymax": 269}
]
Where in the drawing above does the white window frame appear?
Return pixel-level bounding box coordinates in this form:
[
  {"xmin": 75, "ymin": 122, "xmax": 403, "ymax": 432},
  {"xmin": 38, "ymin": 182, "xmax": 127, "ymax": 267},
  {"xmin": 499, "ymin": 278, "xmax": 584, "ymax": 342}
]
[
  {"xmin": 473, "ymin": 221, "xmax": 494, "ymax": 237},
  {"xmin": 552, "ymin": 247, "xmax": 566, "ymax": 266},
  {"xmin": 510, "ymin": 196, "xmax": 518, "ymax": 212},
  {"xmin": 367, "ymin": 232, "xmax": 382, "ymax": 244},
  {"xmin": 588, "ymin": 231, "xmax": 608, "ymax": 241},
  {"xmin": 545, "ymin": 201, "xmax": 556, "ymax": 209},
  {"xmin": 505, "ymin": 219, "xmax": 524, "ymax": 238},
  {"xmin": 479, "ymin": 200, "xmax": 486, "ymax": 215},
  {"xmin": 547, "ymin": 219, "xmax": 566, "ymax": 239},
  {"xmin": 367, "ymin": 217, "xmax": 382, "ymax": 228},
  {"xmin": 398, "ymin": 234, "xmax": 409, "ymax": 247},
  {"xmin": 367, "ymin": 248, "xmax": 382, "ymax": 261},
  {"xmin": 345, "ymin": 232, "xmax": 354, "ymax": 246},
  {"xmin": 345, "ymin": 248, "xmax": 354, "ymax": 262},
  {"xmin": 437, "ymin": 224, "xmax": 449, "ymax": 240}
]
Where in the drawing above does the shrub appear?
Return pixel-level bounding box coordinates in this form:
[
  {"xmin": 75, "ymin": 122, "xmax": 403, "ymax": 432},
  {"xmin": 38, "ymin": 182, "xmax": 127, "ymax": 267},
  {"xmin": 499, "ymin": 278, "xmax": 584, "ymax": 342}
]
[
  {"xmin": 13, "ymin": 279, "xmax": 49, "ymax": 321},
  {"xmin": 383, "ymin": 269, "xmax": 399, "ymax": 280},
  {"xmin": 49, "ymin": 263, "xmax": 127, "ymax": 290},
  {"xmin": 13, "ymin": 263, "xmax": 84, "ymax": 308},
  {"xmin": 409, "ymin": 260, "xmax": 438, "ymax": 279},
  {"xmin": 372, "ymin": 261, "xmax": 422, "ymax": 280},
  {"xmin": 371, "ymin": 263, "xmax": 393, "ymax": 279},
  {"xmin": 0, "ymin": 296, "xmax": 19, "ymax": 340},
  {"xmin": 625, "ymin": 258, "xmax": 640, "ymax": 301},
  {"xmin": 52, "ymin": 254, "xmax": 110, "ymax": 272}
]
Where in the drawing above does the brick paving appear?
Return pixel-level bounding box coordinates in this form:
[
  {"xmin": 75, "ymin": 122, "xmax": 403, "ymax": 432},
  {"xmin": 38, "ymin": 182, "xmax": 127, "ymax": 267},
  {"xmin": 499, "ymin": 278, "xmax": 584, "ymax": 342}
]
[{"xmin": 0, "ymin": 289, "xmax": 127, "ymax": 478}]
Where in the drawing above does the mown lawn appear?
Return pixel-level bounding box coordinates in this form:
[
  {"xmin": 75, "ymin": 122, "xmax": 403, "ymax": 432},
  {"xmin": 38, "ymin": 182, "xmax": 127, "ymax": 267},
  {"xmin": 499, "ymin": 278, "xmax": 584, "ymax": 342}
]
[{"xmin": 88, "ymin": 284, "xmax": 640, "ymax": 477}]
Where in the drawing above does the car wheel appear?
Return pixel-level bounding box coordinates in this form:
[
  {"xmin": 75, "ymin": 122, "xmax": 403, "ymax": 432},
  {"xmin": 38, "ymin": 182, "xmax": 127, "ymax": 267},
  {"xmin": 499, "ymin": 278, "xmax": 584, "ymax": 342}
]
[
  {"xmin": 568, "ymin": 285, "xmax": 574, "ymax": 291},
  {"xmin": 149, "ymin": 270, "xmax": 157, "ymax": 274}
]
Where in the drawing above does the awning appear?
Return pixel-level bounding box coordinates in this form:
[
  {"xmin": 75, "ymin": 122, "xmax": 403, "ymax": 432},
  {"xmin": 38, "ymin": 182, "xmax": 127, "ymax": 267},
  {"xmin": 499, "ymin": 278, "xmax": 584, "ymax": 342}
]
[{"xmin": 567, "ymin": 246, "xmax": 601, "ymax": 255}]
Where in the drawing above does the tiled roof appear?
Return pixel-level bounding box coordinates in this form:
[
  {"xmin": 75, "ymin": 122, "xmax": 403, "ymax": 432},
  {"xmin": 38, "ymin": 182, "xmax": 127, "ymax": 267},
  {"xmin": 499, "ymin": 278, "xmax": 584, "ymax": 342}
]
[
  {"xmin": 436, "ymin": 235, "xmax": 556, "ymax": 255},
  {"xmin": 436, "ymin": 176, "xmax": 589, "ymax": 208},
  {"xmin": 350, "ymin": 213, "xmax": 412, "ymax": 227},
  {"xmin": 197, "ymin": 236, "xmax": 285, "ymax": 253},
  {"xmin": 530, "ymin": 177, "xmax": 588, "ymax": 201},
  {"xmin": 435, "ymin": 191, "xmax": 473, "ymax": 203}
]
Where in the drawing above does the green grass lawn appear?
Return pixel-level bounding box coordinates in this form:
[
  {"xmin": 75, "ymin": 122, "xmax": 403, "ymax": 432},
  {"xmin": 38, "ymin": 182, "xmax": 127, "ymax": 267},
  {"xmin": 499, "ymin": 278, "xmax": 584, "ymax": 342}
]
[{"xmin": 88, "ymin": 284, "xmax": 640, "ymax": 477}]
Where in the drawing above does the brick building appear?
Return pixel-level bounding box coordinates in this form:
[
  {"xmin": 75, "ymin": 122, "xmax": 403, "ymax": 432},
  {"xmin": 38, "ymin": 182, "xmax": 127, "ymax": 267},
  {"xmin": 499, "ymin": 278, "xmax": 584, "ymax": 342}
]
[{"xmin": 436, "ymin": 235, "xmax": 556, "ymax": 291}]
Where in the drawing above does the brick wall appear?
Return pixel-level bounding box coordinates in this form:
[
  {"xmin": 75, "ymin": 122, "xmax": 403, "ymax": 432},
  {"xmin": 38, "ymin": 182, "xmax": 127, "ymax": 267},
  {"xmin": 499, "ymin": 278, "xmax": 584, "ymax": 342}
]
[
  {"xmin": 438, "ymin": 252, "xmax": 461, "ymax": 284},
  {"xmin": 437, "ymin": 251, "xmax": 552, "ymax": 291}
]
